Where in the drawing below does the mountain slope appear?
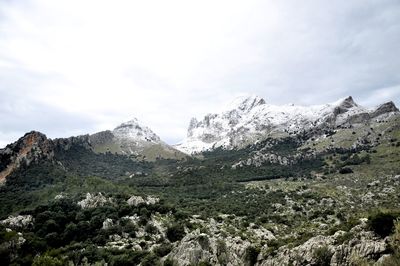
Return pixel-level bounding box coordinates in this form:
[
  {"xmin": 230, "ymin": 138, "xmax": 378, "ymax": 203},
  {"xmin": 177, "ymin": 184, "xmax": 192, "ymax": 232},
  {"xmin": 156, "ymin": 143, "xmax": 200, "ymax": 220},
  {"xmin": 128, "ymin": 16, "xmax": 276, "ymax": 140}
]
[
  {"xmin": 175, "ymin": 95, "xmax": 399, "ymax": 154},
  {"xmin": 0, "ymin": 118, "xmax": 186, "ymax": 183},
  {"xmin": 1, "ymin": 99, "xmax": 400, "ymax": 265},
  {"xmin": 90, "ymin": 118, "xmax": 187, "ymax": 160},
  {"xmin": 0, "ymin": 131, "xmax": 54, "ymax": 183}
]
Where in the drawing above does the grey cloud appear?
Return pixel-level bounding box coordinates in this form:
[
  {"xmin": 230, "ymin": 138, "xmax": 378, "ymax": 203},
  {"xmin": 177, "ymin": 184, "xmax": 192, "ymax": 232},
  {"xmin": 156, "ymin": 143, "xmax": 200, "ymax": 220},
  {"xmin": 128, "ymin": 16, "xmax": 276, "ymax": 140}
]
[
  {"xmin": 0, "ymin": 0, "xmax": 399, "ymax": 146},
  {"xmin": 0, "ymin": 68, "xmax": 98, "ymax": 145},
  {"xmin": 214, "ymin": 0, "xmax": 400, "ymax": 105}
]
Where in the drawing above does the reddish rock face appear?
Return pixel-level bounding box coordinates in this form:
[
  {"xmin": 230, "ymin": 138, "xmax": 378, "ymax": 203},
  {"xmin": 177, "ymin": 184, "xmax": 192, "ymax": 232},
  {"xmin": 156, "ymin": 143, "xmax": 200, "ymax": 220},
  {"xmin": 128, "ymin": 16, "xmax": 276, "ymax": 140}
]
[{"xmin": 0, "ymin": 131, "xmax": 54, "ymax": 183}]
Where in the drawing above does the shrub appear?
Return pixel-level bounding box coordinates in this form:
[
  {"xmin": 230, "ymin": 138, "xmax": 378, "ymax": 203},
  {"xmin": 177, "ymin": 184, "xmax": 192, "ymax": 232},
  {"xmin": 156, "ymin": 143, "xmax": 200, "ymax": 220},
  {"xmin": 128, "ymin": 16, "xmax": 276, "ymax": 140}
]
[
  {"xmin": 391, "ymin": 220, "xmax": 400, "ymax": 253},
  {"xmin": 368, "ymin": 212, "xmax": 398, "ymax": 238},
  {"xmin": 145, "ymin": 223, "xmax": 158, "ymax": 234},
  {"xmin": 166, "ymin": 224, "xmax": 185, "ymax": 242},
  {"xmin": 339, "ymin": 167, "xmax": 353, "ymax": 174},
  {"xmin": 163, "ymin": 258, "xmax": 176, "ymax": 266},
  {"xmin": 313, "ymin": 246, "xmax": 333, "ymax": 266},
  {"xmin": 197, "ymin": 235, "xmax": 210, "ymax": 250},
  {"xmin": 381, "ymin": 254, "xmax": 400, "ymax": 266},
  {"xmin": 32, "ymin": 255, "xmax": 64, "ymax": 266},
  {"xmin": 154, "ymin": 243, "xmax": 172, "ymax": 257},
  {"xmin": 141, "ymin": 253, "xmax": 160, "ymax": 266},
  {"xmin": 109, "ymin": 250, "xmax": 144, "ymax": 266},
  {"xmin": 216, "ymin": 240, "xmax": 228, "ymax": 265},
  {"xmin": 244, "ymin": 245, "xmax": 260, "ymax": 266},
  {"xmin": 198, "ymin": 261, "xmax": 212, "ymax": 266}
]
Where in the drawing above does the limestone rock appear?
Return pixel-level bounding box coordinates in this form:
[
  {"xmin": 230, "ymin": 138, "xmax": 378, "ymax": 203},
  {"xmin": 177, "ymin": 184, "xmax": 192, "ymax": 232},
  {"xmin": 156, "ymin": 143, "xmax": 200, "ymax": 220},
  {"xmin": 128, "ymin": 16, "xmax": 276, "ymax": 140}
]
[
  {"xmin": 127, "ymin": 195, "xmax": 159, "ymax": 206},
  {"xmin": 0, "ymin": 215, "xmax": 33, "ymax": 229},
  {"xmin": 78, "ymin": 193, "xmax": 111, "ymax": 209}
]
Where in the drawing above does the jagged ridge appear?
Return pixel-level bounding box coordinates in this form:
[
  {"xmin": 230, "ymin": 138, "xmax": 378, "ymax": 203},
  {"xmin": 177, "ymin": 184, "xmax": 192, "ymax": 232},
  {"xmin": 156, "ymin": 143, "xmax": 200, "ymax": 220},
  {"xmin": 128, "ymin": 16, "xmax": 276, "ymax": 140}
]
[{"xmin": 175, "ymin": 95, "xmax": 399, "ymax": 154}]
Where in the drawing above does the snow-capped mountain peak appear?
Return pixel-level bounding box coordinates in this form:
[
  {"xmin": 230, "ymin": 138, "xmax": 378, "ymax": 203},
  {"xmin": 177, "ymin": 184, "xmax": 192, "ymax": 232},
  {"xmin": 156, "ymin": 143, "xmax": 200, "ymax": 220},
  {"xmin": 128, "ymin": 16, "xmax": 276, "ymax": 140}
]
[
  {"xmin": 226, "ymin": 95, "xmax": 266, "ymax": 113},
  {"xmin": 113, "ymin": 118, "xmax": 161, "ymax": 143},
  {"xmin": 331, "ymin": 96, "xmax": 357, "ymax": 107},
  {"xmin": 89, "ymin": 118, "xmax": 186, "ymax": 160},
  {"xmin": 175, "ymin": 96, "xmax": 399, "ymax": 154}
]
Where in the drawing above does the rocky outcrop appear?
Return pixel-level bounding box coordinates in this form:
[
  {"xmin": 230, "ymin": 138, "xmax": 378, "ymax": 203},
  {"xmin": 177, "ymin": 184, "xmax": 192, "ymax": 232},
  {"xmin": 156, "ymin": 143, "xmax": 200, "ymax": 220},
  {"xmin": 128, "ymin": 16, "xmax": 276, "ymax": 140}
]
[
  {"xmin": 176, "ymin": 95, "xmax": 399, "ymax": 154},
  {"xmin": 53, "ymin": 135, "xmax": 92, "ymax": 151},
  {"xmin": 371, "ymin": 101, "xmax": 399, "ymax": 118},
  {"xmin": 77, "ymin": 193, "xmax": 112, "ymax": 209},
  {"xmin": 333, "ymin": 96, "xmax": 358, "ymax": 116},
  {"xmin": 102, "ymin": 218, "xmax": 114, "ymax": 230},
  {"xmin": 169, "ymin": 228, "xmax": 389, "ymax": 266},
  {"xmin": 127, "ymin": 195, "xmax": 159, "ymax": 206},
  {"xmin": 89, "ymin": 130, "xmax": 115, "ymax": 146},
  {"xmin": 0, "ymin": 215, "xmax": 33, "ymax": 229},
  {"xmin": 259, "ymin": 222, "xmax": 389, "ymax": 266},
  {"xmin": 163, "ymin": 215, "xmax": 391, "ymax": 266},
  {"xmin": 237, "ymin": 96, "xmax": 266, "ymax": 112},
  {"xmin": 167, "ymin": 216, "xmax": 275, "ymax": 266},
  {"xmin": 232, "ymin": 152, "xmax": 292, "ymax": 169},
  {"xmin": 188, "ymin": 118, "xmax": 199, "ymax": 138},
  {"xmin": 0, "ymin": 131, "xmax": 101, "ymax": 183},
  {"xmin": 0, "ymin": 131, "xmax": 54, "ymax": 183},
  {"xmin": 169, "ymin": 231, "xmax": 251, "ymax": 265}
]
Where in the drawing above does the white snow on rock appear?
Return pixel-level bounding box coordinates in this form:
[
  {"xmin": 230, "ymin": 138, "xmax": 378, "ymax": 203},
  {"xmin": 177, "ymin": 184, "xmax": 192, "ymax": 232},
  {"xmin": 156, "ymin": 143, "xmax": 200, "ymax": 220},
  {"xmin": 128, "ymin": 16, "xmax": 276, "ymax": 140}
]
[
  {"xmin": 113, "ymin": 118, "xmax": 161, "ymax": 144},
  {"xmin": 175, "ymin": 95, "xmax": 398, "ymax": 154}
]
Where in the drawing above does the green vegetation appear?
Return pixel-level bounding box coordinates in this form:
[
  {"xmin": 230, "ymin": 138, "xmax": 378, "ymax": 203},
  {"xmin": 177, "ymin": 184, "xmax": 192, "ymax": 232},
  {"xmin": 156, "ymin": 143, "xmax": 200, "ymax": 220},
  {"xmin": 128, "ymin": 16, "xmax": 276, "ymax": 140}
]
[
  {"xmin": 1, "ymin": 119, "xmax": 400, "ymax": 264},
  {"xmin": 244, "ymin": 245, "xmax": 260, "ymax": 266},
  {"xmin": 313, "ymin": 246, "xmax": 333, "ymax": 266},
  {"xmin": 368, "ymin": 211, "xmax": 400, "ymax": 237},
  {"xmin": 166, "ymin": 223, "xmax": 185, "ymax": 242},
  {"xmin": 0, "ymin": 195, "xmax": 184, "ymax": 265}
]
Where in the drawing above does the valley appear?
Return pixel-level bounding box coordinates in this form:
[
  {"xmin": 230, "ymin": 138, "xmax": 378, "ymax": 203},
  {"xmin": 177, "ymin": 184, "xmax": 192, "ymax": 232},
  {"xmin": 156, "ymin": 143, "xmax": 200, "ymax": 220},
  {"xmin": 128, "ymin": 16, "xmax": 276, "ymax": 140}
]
[{"xmin": 0, "ymin": 96, "xmax": 400, "ymax": 265}]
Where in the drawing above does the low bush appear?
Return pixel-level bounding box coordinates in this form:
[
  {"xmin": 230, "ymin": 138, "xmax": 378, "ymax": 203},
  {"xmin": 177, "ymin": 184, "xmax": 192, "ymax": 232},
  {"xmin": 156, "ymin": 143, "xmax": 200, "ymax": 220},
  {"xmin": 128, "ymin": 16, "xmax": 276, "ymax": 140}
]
[
  {"xmin": 339, "ymin": 167, "xmax": 353, "ymax": 174},
  {"xmin": 368, "ymin": 211, "xmax": 399, "ymax": 238},
  {"xmin": 166, "ymin": 224, "xmax": 185, "ymax": 242},
  {"xmin": 313, "ymin": 246, "xmax": 333, "ymax": 266},
  {"xmin": 244, "ymin": 245, "xmax": 260, "ymax": 266}
]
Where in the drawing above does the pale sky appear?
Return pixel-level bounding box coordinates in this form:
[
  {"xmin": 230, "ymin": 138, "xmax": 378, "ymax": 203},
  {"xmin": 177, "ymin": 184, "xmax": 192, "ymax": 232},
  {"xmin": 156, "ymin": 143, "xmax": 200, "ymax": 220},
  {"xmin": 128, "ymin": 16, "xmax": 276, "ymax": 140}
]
[{"xmin": 1, "ymin": 0, "xmax": 400, "ymax": 147}]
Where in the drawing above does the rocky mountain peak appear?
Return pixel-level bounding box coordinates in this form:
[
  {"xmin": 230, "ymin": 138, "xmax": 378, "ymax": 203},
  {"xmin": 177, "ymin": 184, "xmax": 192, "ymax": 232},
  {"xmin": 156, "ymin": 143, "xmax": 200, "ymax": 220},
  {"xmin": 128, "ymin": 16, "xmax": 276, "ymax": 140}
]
[
  {"xmin": 88, "ymin": 118, "xmax": 186, "ymax": 160},
  {"xmin": 113, "ymin": 118, "xmax": 161, "ymax": 143},
  {"xmin": 176, "ymin": 95, "xmax": 400, "ymax": 154},
  {"xmin": 377, "ymin": 101, "xmax": 398, "ymax": 112},
  {"xmin": 337, "ymin": 96, "xmax": 357, "ymax": 109},
  {"xmin": 332, "ymin": 96, "xmax": 360, "ymax": 116},
  {"xmin": 6, "ymin": 131, "xmax": 53, "ymax": 155},
  {"xmin": 228, "ymin": 95, "xmax": 266, "ymax": 112},
  {"xmin": 114, "ymin": 118, "xmax": 141, "ymax": 130},
  {"xmin": 371, "ymin": 101, "xmax": 399, "ymax": 118},
  {"xmin": 188, "ymin": 118, "xmax": 199, "ymax": 138},
  {"xmin": 0, "ymin": 131, "xmax": 54, "ymax": 183}
]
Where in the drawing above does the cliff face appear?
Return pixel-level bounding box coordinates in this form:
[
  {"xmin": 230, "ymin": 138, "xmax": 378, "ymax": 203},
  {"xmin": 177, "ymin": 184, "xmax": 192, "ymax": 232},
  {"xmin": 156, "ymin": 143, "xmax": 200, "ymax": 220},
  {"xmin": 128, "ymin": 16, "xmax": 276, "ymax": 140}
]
[
  {"xmin": 0, "ymin": 132, "xmax": 95, "ymax": 184},
  {"xmin": 371, "ymin": 101, "xmax": 399, "ymax": 118},
  {"xmin": 0, "ymin": 131, "xmax": 54, "ymax": 183},
  {"xmin": 175, "ymin": 95, "xmax": 400, "ymax": 154}
]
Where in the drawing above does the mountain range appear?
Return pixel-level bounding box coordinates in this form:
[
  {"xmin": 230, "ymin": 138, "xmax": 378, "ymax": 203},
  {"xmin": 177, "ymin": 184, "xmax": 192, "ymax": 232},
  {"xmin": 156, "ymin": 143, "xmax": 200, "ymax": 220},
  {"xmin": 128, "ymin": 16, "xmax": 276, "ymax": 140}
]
[
  {"xmin": 1, "ymin": 95, "xmax": 400, "ymax": 266},
  {"xmin": 1, "ymin": 95, "xmax": 399, "ymax": 184},
  {"xmin": 175, "ymin": 95, "xmax": 399, "ymax": 154}
]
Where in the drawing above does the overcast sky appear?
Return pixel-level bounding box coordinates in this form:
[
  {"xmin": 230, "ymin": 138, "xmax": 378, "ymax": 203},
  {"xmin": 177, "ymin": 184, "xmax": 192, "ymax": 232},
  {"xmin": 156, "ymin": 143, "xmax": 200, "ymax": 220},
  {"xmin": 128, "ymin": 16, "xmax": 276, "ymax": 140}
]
[{"xmin": 1, "ymin": 0, "xmax": 400, "ymax": 147}]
